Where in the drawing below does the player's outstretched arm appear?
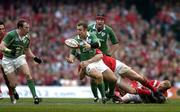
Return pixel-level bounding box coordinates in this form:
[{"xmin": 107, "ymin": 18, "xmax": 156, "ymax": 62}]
[{"xmin": 25, "ymin": 48, "xmax": 42, "ymax": 64}]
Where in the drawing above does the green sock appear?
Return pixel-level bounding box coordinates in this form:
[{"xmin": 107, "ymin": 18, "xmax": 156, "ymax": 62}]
[
  {"xmin": 90, "ymin": 80, "xmax": 98, "ymax": 98},
  {"xmin": 108, "ymin": 81, "xmax": 116, "ymax": 98},
  {"xmin": 104, "ymin": 81, "xmax": 109, "ymax": 92},
  {"xmin": 97, "ymin": 81, "xmax": 105, "ymax": 98},
  {"xmin": 27, "ymin": 80, "xmax": 37, "ymax": 98}
]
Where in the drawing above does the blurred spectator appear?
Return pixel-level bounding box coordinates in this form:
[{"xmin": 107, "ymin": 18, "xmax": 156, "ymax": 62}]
[{"xmin": 0, "ymin": 0, "xmax": 179, "ymax": 87}]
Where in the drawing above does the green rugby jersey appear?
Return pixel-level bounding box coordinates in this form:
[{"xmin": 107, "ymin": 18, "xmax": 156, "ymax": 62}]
[
  {"xmin": 71, "ymin": 32, "xmax": 100, "ymax": 61},
  {"xmin": 88, "ymin": 24, "xmax": 118, "ymax": 56},
  {"xmin": 3, "ymin": 30, "xmax": 30, "ymax": 58}
]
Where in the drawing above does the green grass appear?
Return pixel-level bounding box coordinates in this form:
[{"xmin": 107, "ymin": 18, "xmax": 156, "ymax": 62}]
[{"xmin": 0, "ymin": 98, "xmax": 180, "ymax": 112}]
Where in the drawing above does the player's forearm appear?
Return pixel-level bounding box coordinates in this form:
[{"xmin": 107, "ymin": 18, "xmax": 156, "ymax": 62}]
[
  {"xmin": 0, "ymin": 42, "xmax": 11, "ymax": 53},
  {"xmin": 87, "ymin": 54, "xmax": 103, "ymax": 63},
  {"xmin": 25, "ymin": 48, "xmax": 35, "ymax": 58},
  {"xmin": 109, "ymin": 44, "xmax": 119, "ymax": 56},
  {"xmin": 66, "ymin": 54, "xmax": 76, "ymax": 63}
]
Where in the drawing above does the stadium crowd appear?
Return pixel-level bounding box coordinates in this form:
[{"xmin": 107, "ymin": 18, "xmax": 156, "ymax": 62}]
[{"xmin": 0, "ymin": 0, "xmax": 179, "ymax": 87}]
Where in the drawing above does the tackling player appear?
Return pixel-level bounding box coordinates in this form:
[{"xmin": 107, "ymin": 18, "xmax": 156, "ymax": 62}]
[
  {"xmin": 80, "ymin": 49, "xmax": 165, "ymax": 103},
  {"xmin": 121, "ymin": 80, "xmax": 171, "ymax": 103}
]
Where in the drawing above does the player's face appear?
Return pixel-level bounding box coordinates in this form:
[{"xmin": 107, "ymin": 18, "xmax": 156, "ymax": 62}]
[
  {"xmin": 20, "ymin": 22, "xmax": 30, "ymax": 36},
  {"xmin": 96, "ymin": 18, "xmax": 105, "ymax": 30},
  {"xmin": 77, "ymin": 25, "xmax": 87, "ymax": 39},
  {"xmin": 0, "ymin": 24, "xmax": 5, "ymax": 36}
]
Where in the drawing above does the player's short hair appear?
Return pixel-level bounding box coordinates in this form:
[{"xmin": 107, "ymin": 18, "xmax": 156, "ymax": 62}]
[
  {"xmin": 77, "ymin": 21, "xmax": 88, "ymax": 29},
  {"xmin": 161, "ymin": 80, "xmax": 171, "ymax": 90},
  {"xmin": 17, "ymin": 20, "xmax": 27, "ymax": 28},
  {"xmin": 96, "ymin": 12, "xmax": 106, "ymax": 20},
  {"xmin": 0, "ymin": 21, "xmax": 4, "ymax": 26}
]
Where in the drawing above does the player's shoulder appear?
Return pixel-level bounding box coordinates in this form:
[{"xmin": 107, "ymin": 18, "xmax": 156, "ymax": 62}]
[
  {"xmin": 4, "ymin": 30, "xmax": 17, "ymax": 39},
  {"xmin": 89, "ymin": 32, "xmax": 97, "ymax": 38},
  {"xmin": 7, "ymin": 30, "xmax": 16, "ymax": 36},
  {"xmin": 105, "ymin": 25, "xmax": 113, "ymax": 31},
  {"xmin": 88, "ymin": 23, "xmax": 95, "ymax": 30}
]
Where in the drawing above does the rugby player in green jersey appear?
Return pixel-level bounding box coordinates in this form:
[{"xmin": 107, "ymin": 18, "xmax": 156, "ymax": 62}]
[
  {"xmin": 66, "ymin": 21, "xmax": 117, "ymax": 103},
  {"xmin": 0, "ymin": 20, "xmax": 42, "ymax": 104},
  {"xmin": 88, "ymin": 12, "xmax": 119, "ymax": 102}
]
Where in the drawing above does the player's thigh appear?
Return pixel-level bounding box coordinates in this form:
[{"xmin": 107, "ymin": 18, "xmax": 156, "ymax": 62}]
[
  {"xmin": 115, "ymin": 60, "xmax": 131, "ymax": 77},
  {"xmin": 102, "ymin": 68, "xmax": 117, "ymax": 82},
  {"xmin": 14, "ymin": 55, "xmax": 32, "ymax": 78},
  {"xmin": 117, "ymin": 77, "xmax": 136, "ymax": 94},
  {"xmin": 88, "ymin": 68, "xmax": 103, "ymax": 80},
  {"xmin": 6, "ymin": 72, "xmax": 18, "ymax": 87},
  {"xmin": 18, "ymin": 64, "xmax": 32, "ymax": 79},
  {"xmin": 122, "ymin": 69, "xmax": 144, "ymax": 81},
  {"xmin": 2, "ymin": 57, "xmax": 15, "ymax": 74},
  {"xmin": 85, "ymin": 60, "xmax": 108, "ymax": 75}
]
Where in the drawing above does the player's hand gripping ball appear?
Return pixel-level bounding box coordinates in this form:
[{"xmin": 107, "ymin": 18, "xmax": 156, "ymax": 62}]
[{"xmin": 65, "ymin": 39, "xmax": 79, "ymax": 49}]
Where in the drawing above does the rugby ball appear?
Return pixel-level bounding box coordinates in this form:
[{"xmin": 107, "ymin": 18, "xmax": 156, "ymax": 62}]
[{"xmin": 65, "ymin": 38, "xmax": 79, "ymax": 48}]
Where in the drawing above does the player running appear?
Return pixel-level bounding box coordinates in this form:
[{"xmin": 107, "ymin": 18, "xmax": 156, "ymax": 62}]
[
  {"xmin": 88, "ymin": 12, "xmax": 119, "ymax": 102},
  {"xmin": 66, "ymin": 21, "xmax": 117, "ymax": 103},
  {"xmin": 0, "ymin": 20, "xmax": 42, "ymax": 104}
]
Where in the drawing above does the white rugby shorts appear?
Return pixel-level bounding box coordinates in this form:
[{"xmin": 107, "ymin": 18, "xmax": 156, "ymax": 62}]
[
  {"xmin": 114, "ymin": 60, "xmax": 131, "ymax": 77},
  {"xmin": 122, "ymin": 93, "xmax": 142, "ymax": 103},
  {"xmin": 85, "ymin": 59, "xmax": 108, "ymax": 75},
  {"xmin": 2, "ymin": 55, "xmax": 27, "ymax": 74}
]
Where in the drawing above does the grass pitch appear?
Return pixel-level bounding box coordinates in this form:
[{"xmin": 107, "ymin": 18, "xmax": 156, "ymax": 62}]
[{"xmin": 0, "ymin": 98, "xmax": 179, "ymax": 112}]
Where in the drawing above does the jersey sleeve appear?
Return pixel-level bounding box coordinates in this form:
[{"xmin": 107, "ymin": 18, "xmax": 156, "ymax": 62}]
[
  {"xmin": 91, "ymin": 34, "xmax": 101, "ymax": 47},
  {"xmin": 25, "ymin": 34, "xmax": 30, "ymax": 48},
  {"xmin": 3, "ymin": 33, "xmax": 14, "ymax": 46},
  {"xmin": 108, "ymin": 27, "xmax": 119, "ymax": 44}
]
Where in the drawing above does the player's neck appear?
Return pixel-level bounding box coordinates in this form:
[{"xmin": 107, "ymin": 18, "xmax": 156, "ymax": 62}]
[
  {"xmin": 16, "ymin": 29, "xmax": 24, "ymax": 38},
  {"xmin": 97, "ymin": 27, "xmax": 103, "ymax": 32},
  {"xmin": 0, "ymin": 33, "xmax": 4, "ymax": 38}
]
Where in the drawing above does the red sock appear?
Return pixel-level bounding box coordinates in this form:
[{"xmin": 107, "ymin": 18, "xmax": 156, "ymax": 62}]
[
  {"xmin": 8, "ymin": 88, "xmax": 13, "ymax": 96},
  {"xmin": 0, "ymin": 87, "xmax": 2, "ymax": 93},
  {"xmin": 136, "ymin": 88, "xmax": 151, "ymax": 95},
  {"xmin": 141, "ymin": 80, "xmax": 157, "ymax": 93}
]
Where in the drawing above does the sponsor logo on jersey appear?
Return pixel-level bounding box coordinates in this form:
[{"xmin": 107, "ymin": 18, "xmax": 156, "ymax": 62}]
[{"xmin": 101, "ymin": 32, "xmax": 106, "ymax": 37}]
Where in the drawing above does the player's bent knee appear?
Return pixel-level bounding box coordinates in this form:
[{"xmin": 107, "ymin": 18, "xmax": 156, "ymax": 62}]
[
  {"xmin": 25, "ymin": 74, "xmax": 32, "ymax": 80},
  {"xmin": 10, "ymin": 82, "xmax": 17, "ymax": 88}
]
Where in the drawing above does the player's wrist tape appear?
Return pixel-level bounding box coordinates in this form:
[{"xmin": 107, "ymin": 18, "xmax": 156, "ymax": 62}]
[{"xmin": 33, "ymin": 57, "xmax": 42, "ymax": 64}]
